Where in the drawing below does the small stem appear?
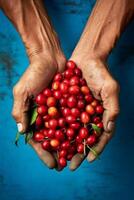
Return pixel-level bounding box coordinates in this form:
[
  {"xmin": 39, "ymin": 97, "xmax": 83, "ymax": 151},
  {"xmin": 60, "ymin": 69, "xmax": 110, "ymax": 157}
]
[
  {"xmin": 86, "ymin": 145, "xmax": 100, "ymax": 160},
  {"xmin": 70, "ymin": 139, "xmax": 75, "ymax": 144},
  {"xmin": 84, "ymin": 139, "xmax": 86, "ymax": 156}
]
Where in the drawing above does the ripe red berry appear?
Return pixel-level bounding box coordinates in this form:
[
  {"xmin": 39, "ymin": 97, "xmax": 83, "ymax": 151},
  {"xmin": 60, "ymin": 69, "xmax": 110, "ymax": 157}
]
[
  {"xmin": 68, "ymin": 136, "xmax": 74, "ymax": 141},
  {"xmin": 59, "ymin": 157, "xmax": 67, "ymax": 168},
  {"xmin": 71, "ymin": 108, "xmax": 80, "ymax": 117},
  {"xmin": 61, "ymin": 141, "xmax": 70, "ymax": 150},
  {"xmin": 96, "ymin": 105, "xmax": 104, "ymax": 114},
  {"xmin": 47, "ymin": 97, "xmax": 56, "ymax": 107},
  {"xmin": 59, "ymin": 98, "xmax": 67, "ymax": 107},
  {"xmin": 50, "ymin": 139, "xmax": 60, "ymax": 148},
  {"xmin": 68, "ymin": 145, "xmax": 76, "ymax": 153},
  {"xmin": 77, "ymin": 144, "xmax": 84, "ymax": 154},
  {"xmin": 43, "ymin": 114, "xmax": 50, "ymax": 121},
  {"xmin": 35, "ymin": 115, "xmax": 43, "ymax": 127},
  {"xmin": 86, "ymin": 135, "xmax": 96, "ymax": 146},
  {"xmin": 55, "ymin": 130, "xmax": 65, "ymax": 141},
  {"xmin": 70, "ymin": 76, "xmax": 80, "ymax": 86},
  {"xmin": 91, "ymin": 100, "xmax": 98, "ymax": 107},
  {"xmin": 53, "ymin": 90, "xmax": 62, "ymax": 99},
  {"xmin": 97, "ymin": 122, "xmax": 103, "ymax": 129},
  {"xmin": 67, "ymin": 96, "xmax": 77, "ymax": 108},
  {"xmin": 48, "ymin": 119, "xmax": 58, "ymax": 129},
  {"xmin": 43, "ymin": 89, "xmax": 52, "ymax": 97},
  {"xmin": 85, "ymin": 94, "xmax": 93, "ymax": 103},
  {"xmin": 66, "ymin": 60, "xmax": 76, "ymax": 69},
  {"xmin": 48, "ymin": 107, "xmax": 58, "ymax": 117},
  {"xmin": 59, "ymin": 150, "xmax": 67, "ymax": 158},
  {"xmin": 76, "ymin": 135, "xmax": 82, "ymax": 144},
  {"xmin": 86, "ymin": 104, "xmax": 95, "ymax": 115},
  {"xmin": 54, "ymin": 73, "xmax": 63, "ymax": 82},
  {"xmin": 64, "ymin": 69, "xmax": 74, "ymax": 79},
  {"xmin": 67, "ymin": 154, "xmax": 73, "ymax": 161},
  {"xmin": 93, "ymin": 116, "xmax": 101, "ymax": 124},
  {"xmin": 69, "ymin": 85, "xmax": 80, "ymax": 95},
  {"xmin": 62, "ymin": 108, "xmax": 71, "ymax": 117},
  {"xmin": 79, "ymin": 127, "xmax": 89, "ymax": 139},
  {"xmin": 70, "ymin": 122, "xmax": 81, "ymax": 130},
  {"xmin": 66, "ymin": 115, "xmax": 76, "ymax": 124},
  {"xmin": 47, "ymin": 129, "xmax": 55, "ymax": 138},
  {"xmin": 77, "ymin": 94, "xmax": 84, "ymax": 100},
  {"xmin": 42, "ymin": 140, "xmax": 50, "ymax": 150},
  {"xmin": 43, "ymin": 129, "xmax": 48, "ymax": 137},
  {"xmin": 63, "ymin": 79, "xmax": 70, "ymax": 85},
  {"xmin": 80, "ymin": 112, "xmax": 90, "ymax": 124},
  {"xmin": 37, "ymin": 105, "xmax": 47, "ymax": 116},
  {"xmin": 81, "ymin": 86, "xmax": 90, "ymax": 95},
  {"xmin": 44, "ymin": 121, "xmax": 49, "ymax": 128},
  {"xmin": 35, "ymin": 94, "xmax": 46, "ymax": 105},
  {"xmin": 66, "ymin": 128, "xmax": 75, "ymax": 138},
  {"xmin": 74, "ymin": 67, "xmax": 82, "ymax": 77},
  {"xmin": 77, "ymin": 100, "xmax": 85, "ymax": 110},
  {"xmin": 58, "ymin": 118, "xmax": 66, "ymax": 127},
  {"xmin": 52, "ymin": 81, "xmax": 60, "ymax": 90},
  {"xmin": 79, "ymin": 78, "xmax": 87, "ymax": 86},
  {"xmin": 33, "ymin": 132, "xmax": 44, "ymax": 142},
  {"xmin": 60, "ymin": 82, "xmax": 69, "ymax": 94}
]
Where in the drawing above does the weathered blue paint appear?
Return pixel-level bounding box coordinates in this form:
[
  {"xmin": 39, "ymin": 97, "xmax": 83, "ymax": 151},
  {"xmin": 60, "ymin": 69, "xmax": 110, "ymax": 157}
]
[{"xmin": 0, "ymin": 1, "xmax": 134, "ymax": 200}]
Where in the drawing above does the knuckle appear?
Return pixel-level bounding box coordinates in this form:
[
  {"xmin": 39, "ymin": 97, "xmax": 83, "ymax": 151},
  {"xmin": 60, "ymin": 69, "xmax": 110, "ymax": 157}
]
[
  {"xmin": 110, "ymin": 106, "xmax": 120, "ymax": 117},
  {"xmin": 111, "ymin": 80, "xmax": 120, "ymax": 93},
  {"xmin": 12, "ymin": 109, "xmax": 20, "ymax": 121},
  {"xmin": 13, "ymin": 83, "xmax": 21, "ymax": 97}
]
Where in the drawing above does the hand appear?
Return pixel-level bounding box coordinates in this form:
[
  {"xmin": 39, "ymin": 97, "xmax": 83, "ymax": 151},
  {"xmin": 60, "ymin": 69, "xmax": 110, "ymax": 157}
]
[
  {"xmin": 12, "ymin": 50, "xmax": 66, "ymax": 169},
  {"xmin": 69, "ymin": 56, "xmax": 120, "ymax": 170}
]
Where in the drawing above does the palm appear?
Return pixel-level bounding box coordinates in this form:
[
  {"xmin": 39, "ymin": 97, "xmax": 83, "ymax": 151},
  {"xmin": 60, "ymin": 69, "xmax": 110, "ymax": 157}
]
[
  {"xmin": 12, "ymin": 60, "xmax": 65, "ymax": 169},
  {"xmin": 69, "ymin": 58, "xmax": 119, "ymax": 171}
]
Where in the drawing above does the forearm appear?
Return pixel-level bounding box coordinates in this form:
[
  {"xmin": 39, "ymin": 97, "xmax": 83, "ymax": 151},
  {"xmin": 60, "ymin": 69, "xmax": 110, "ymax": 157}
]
[
  {"xmin": 0, "ymin": 0, "xmax": 59, "ymax": 59},
  {"xmin": 73, "ymin": 0, "xmax": 134, "ymax": 60}
]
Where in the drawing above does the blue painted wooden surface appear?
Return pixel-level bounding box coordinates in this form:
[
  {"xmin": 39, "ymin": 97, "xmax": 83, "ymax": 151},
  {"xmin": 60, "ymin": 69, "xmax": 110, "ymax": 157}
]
[{"xmin": 0, "ymin": 1, "xmax": 134, "ymax": 199}]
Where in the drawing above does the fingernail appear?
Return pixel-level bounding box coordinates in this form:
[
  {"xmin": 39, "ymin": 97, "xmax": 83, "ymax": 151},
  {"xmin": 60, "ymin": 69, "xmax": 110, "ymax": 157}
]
[
  {"xmin": 107, "ymin": 121, "xmax": 115, "ymax": 132},
  {"xmin": 17, "ymin": 123, "xmax": 23, "ymax": 132},
  {"xmin": 88, "ymin": 153, "xmax": 96, "ymax": 162}
]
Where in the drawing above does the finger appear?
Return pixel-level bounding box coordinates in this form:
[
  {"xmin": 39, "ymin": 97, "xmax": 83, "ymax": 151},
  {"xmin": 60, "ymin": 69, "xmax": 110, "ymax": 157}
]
[
  {"xmin": 91, "ymin": 90, "xmax": 101, "ymax": 101},
  {"xmin": 87, "ymin": 130, "xmax": 113, "ymax": 162},
  {"xmin": 102, "ymin": 82, "xmax": 120, "ymax": 132},
  {"xmin": 12, "ymin": 86, "xmax": 31, "ymax": 133},
  {"xmin": 28, "ymin": 139, "xmax": 56, "ymax": 169},
  {"xmin": 53, "ymin": 152, "xmax": 63, "ymax": 172},
  {"xmin": 69, "ymin": 153, "xmax": 86, "ymax": 171}
]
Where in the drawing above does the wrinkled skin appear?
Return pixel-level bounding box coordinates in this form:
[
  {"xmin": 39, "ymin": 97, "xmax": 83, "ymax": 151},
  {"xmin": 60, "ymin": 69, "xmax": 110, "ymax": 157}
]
[
  {"xmin": 12, "ymin": 51, "xmax": 66, "ymax": 169},
  {"xmin": 69, "ymin": 57, "xmax": 120, "ymax": 170}
]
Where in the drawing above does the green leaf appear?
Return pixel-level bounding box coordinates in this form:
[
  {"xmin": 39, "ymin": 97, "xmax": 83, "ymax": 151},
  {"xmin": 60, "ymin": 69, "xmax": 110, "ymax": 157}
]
[
  {"xmin": 30, "ymin": 108, "xmax": 37, "ymax": 125},
  {"xmin": 25, "ymin": 131, "xmax": 33, "ymax": 144},
  {"xmin": 91, "ymin": 123, "xmax": 101, "ymax": 134},
  {"xmin": 14, "ymin": 132, "xmax": 21, "ymax": 146}
]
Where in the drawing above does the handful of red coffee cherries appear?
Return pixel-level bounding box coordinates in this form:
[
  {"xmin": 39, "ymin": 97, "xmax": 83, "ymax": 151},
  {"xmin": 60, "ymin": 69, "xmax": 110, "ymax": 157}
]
[{"xmin": 15, "ymin": 61, "xmax": 104, "ymax": 169}]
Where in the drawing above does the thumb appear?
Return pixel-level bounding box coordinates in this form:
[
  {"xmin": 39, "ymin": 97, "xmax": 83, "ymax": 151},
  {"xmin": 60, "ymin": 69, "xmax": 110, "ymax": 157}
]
[
  {"xmin": 12, "ymin": 86, "xmax": 30, "ymax": 133},
  {"xmin": 102, "ymin": 86, "xmax": 120, "ymax": 132}
]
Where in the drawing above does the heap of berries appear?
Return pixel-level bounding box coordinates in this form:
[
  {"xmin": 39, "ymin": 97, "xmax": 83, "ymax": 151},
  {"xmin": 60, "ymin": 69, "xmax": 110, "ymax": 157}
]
[{"xmin": 33, "ymin": 61, "xmax": 104, "ymax": 168}]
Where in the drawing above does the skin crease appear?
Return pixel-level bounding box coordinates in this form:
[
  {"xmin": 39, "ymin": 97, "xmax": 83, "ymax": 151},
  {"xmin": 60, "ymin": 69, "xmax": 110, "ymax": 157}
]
[{"xmin": 0, "ymin": 0, "xmax": 134, "ymax": 171}]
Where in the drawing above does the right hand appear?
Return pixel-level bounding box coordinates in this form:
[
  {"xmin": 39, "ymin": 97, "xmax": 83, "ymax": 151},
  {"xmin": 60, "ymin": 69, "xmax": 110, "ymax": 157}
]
[{"xmin": 69, "ymin": 56, "xmax": 120, "ymax": 170}]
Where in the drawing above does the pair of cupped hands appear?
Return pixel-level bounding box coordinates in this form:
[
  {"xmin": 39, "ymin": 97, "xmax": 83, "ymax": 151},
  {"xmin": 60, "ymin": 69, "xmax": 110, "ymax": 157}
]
[{"xmin": 12, "ymin": 33, "xmax": 119, "ymax": 171}]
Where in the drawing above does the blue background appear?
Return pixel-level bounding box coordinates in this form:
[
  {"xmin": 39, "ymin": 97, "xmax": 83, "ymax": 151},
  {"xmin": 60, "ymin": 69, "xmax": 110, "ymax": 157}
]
[{"xmin": 0, "ymin": 0, "xmax": 134, "ymax": 199}]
